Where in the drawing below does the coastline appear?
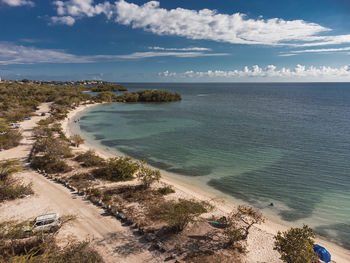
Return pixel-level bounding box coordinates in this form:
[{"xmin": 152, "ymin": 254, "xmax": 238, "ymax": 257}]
[{"xmin": 62, "ymin": 103, "xmax": 350, "ymax": 263}]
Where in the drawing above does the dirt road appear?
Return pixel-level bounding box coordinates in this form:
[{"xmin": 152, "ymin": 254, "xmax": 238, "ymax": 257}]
[{"xmin": 0, "ymin": 104, "xmax": 158, "ymax": 263}]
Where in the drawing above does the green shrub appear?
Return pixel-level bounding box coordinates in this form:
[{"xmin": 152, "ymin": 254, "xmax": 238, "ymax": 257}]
[
  {"xmin": 93, "ymin": 157, "xmax": 138, "ymax": 182},
  {"xmin": 115, "ymin": 89, "xmax": 181, "ymax": 103},
  {"xmin": 31, "ymin": 156, "xmax": 72, "ymax": 174},
  {"xmin": 70, "ymin": 134, "xmax": 84, "ymax": 147},
  {"xmin": 137, "ymin": 161, "xmax": 161, "ymax": 188},
  {"xmin": 157, "ymin": 185, "xmax": 175, "ymax": 195},
  {"xmin": 90, "ymin": 84, "xmax": 127, "ymax": 92},
  {"xmin": 0, "ymin": 129, "xmax": 22, "ymax": 150},
  {"xmin": 274, "ymin": 225, "xmax": 317, "ymax": 263},
  {"xmin": 148, "ymin": 199, "xmax": 211, "ymax": 232},
  {"xmin": 74, "ymin": 150, "xmax": 105, "ymax": 167},
  {"xmin": 94, "ymin": 91, "xmax": 116, "ymax": 102},
  {"xmin": 0, "ymin": 160, "xmax": 33, "ymax": 202},
  {"xmin": 87, "ymin": 188, "xmax": 102, "ymax": 199}
]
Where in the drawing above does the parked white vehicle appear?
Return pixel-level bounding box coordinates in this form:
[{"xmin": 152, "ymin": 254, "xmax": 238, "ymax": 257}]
[
  {"xmin": 9, "ymin": 123, "xmax": 21, "ymax": 129},
  {"xmin": 31, "ymin": 213, "xmax": 62, "ymax": 232}
]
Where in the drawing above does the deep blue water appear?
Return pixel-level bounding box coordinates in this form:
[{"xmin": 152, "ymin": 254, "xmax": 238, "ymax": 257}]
[{"xmin": 78, "ymin": 83, "xmax": 350, "ymax": 248}]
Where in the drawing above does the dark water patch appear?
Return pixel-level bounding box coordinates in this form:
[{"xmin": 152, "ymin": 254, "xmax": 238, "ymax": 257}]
[
  {"xmin": 207, "ymin": 153, "xmax": 339, "ymax": 222},
  {"xmin": 95, "ymin": 122, "xmax": 113, "ymax": 127},
  {"xmin": 100, "ymin": 139, "xmax": 123, "ymax": 147},
  {"xmin": 114, "ymin": 110, "xmax": 161, "ymax": 115},
  {"xmin": 94, "ymin": 134, "xmax": 106, "ymax": 140},
  {"xmin": 80, "ymin": 115, "xmax": 92, "ymax": 120},
  {"xmin": 167, "ymin": 165, "xmax": 213, "ymax": 176},
  {"xmin": 80, "ymin": 124, "xmax": 95, "ymax": 133},
  {"xmin": 314, "ymin": 223, "xmax": 350, "ymax": 249},
  {"xmin": 126, "ymin": 119, "xmax": 167, "ymax": 125},
  {"xmin": 90, "ymin": 110, "xmax": 115, "ymax": 114}
]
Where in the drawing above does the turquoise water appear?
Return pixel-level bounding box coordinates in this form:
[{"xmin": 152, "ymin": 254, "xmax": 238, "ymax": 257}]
[{"xmin": 77, "ymin": 83, "xmax": 350, "ymax": 248}]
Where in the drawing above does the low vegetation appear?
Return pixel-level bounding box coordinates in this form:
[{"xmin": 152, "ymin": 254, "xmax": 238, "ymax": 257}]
[
  {"xmin": 224, "ymin": 206, "xmax": 264, "ymax": 251},
  {"xmin": 90, "ymin": 84, "xmax": 127, "ymax": 92},
  {"xmin": 157, "ymin": 185, "xmax": 176, "ymax": 195},
  {"xmin": 31, "ymin": 137, "xmax": 73, "ymax": 173},
  {"xmin": 0, "ymin": 128, "xmax": 22, "ymax": 150},
  {"xmin": 0, "ymin": 220, "xmax": 103, "ymax": 263},
  {"xmin": 148, "ymin": 199, "xmax": 212, "ymax": 233},
  {"xmin": 93, "ymin": 157, "xmax": 139, "ymax": 182},
  {"xmin": 115, "ymin": 89, "xmax": 182, "ymax": 102},
  {"xmin": 70, "ymin": 134, "xmax": 84, "ymax": 147},
  {"xmin": 137, "ymin": 161, "xmax": 161, "ymax": 189},
  {"xmin": 74, "ymin": 150, "xmax": 105, "ymax": 167},
  {"xmin": 0, "ymin": 160, "xmax": 33, "ymax": 203},
  {"xmin": 274, "ymin": 225, "xmax": 317, "ymax": 263}
]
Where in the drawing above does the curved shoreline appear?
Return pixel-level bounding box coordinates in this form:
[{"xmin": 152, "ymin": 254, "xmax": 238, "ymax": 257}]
[{"xmin": 62, "ymin": 103, "xmax": 350, "ymax": 263}]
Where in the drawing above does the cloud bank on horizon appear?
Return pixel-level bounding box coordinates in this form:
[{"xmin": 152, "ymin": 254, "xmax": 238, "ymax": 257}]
[
  {"xmin": 159, "ymin": 65, "xmax": 350, "ymax": 80},
  {"xmin": 50, "ymin": 0, "xmax": 350, "ymax": 47}
]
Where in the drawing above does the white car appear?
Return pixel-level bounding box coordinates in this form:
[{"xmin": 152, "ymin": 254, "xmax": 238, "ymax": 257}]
[
  {"xmin": 9, "ymin": 123, "xmax": 21, "ymax": 129},
  {"xmin": 31, "ymin": 213, "xmax": 62, "ymax": 232}
]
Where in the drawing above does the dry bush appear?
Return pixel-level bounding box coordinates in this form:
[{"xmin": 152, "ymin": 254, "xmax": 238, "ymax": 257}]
[
  {"xmin": 148, "ymin": 199, "xmax": 212, "ymax": 233},
  {"xmin": 69, "ymin": 173, "xmax": 95, "ymax": 189},
  {"xmin": 0, "ymin": 160, "xmax": 33, "ymax": 202},
  {"xmin": 157, "ymin": 185, "xmax": 175, "ymax": 195},
  {"xmin": 31, "ymin": 156, "xmax": 72, "ymax": 174},
  {"xmin": 184, "ymin": 251, "xmax": 240, "ymax": 263},
  {"xmin": 136, "ymin": 161, "xmax": 161, "ymax": 189},
  {"xmin": 74, "ymin": 150, "xmax": 105, "ymax": 167},
  {"xmin": 0, "ymin": 129, "xmax": 22, "ymax": 150},
  {"xmin": 93, "ymin": 157, "xmax": 138, "ymax": 182}
]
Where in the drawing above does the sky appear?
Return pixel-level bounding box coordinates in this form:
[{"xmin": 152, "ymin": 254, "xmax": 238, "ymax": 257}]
[{"xmin": 1, "ymin": 0, "xmax": 350, "ymax": 82}]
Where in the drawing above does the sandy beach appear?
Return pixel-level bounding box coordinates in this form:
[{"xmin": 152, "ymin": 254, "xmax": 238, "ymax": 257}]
[{"xmin": 62, "ymin": 103, "xmax": 350, "ymax": 263}]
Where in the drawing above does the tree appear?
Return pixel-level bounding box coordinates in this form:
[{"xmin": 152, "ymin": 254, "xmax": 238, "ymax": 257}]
[
  {"xmin": 224, "ymin": 206, "xmax": 264, "ymax": 250},
  {"xmin": 70, "ymin": 134, "xmax": 84, "ymax": 147},
  {"xmin": 137, "ymin": 161, "xmax": 161, "ymax": 188},
  {"xmin": 274, "ymin": 225, "xmax": 317, "ymax": 263},
  {"xmin": 94, "ymin": 91, "xmax": 116, "ymax": 102}
]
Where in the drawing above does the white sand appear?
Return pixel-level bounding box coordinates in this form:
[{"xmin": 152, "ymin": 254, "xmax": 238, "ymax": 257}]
[{"xmin": 62, "ymin": 103, "xmax": 350, "ymax": 263}]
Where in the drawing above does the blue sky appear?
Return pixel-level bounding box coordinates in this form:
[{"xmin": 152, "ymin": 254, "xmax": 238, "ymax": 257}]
[{"xmin": 1, "ymin": 0, "xmax": 350, "ymax": 81}]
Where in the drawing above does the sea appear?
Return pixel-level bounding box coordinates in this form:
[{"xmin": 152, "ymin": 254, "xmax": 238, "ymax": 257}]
[{"xmin": 75, "ymin": 83, "xmax": 350, "ymax": 249}]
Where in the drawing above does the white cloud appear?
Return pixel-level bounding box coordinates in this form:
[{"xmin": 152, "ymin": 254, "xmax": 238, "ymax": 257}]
[
  {"xmin": 1, "ymin": 0, "xmax": 34, "ymax": 6},
  {"xmin": 0, "ymin": 42, "xmax": 91, "ymax": 64},
  {"xmin": 149, "ymin": 46, "xmax": 212, "ymax": 51},
  {"xmin": 114, "ymin": 1, "xmax": 329, "ymax": 46},
  {"xmin": 53, "ymin": 0, "xmax": 113, "ymax": 19},
  {"xmin": 51, "ymin": 0, "xmax": 350, "ymax": 47},
  {"xmin": 104, "ymin": 51, "xmax": 227, "ymax": 59},
  {"xmin": 159, "ymin": 65, "xmax": 350, "ymax": 80},
  {"xmin": 51, "ymin": 16, "xmax": 76, "ymax": 26},
  {"xmin": 0, "ymin": 42, "xmax": 226, "ymax": 65},
  {"xmin": 289, "ymin": 46, "xmax": 350, "ymax": 54}
]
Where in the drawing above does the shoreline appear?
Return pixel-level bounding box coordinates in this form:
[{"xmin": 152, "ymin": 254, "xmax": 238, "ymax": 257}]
[{"xmin": 62, "ymin": 103, "xmax": 350, "ymax": 263}]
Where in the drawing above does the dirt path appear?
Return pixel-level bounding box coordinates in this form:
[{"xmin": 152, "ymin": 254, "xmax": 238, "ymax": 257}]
[{"xmin": 0, "ymin": 104, "xmax": 158, "ymax": 263}]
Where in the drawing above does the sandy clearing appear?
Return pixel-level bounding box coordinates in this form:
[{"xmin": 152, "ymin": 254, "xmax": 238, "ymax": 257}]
[{"xmin": 0, "ymin": 103, "xmax": 159, "ymax": 263}]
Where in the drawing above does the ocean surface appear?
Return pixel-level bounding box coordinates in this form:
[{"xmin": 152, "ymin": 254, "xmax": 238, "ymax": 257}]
[{"xmin": 76, "ymin": 83, "xmax": 350, "ymax": 248}]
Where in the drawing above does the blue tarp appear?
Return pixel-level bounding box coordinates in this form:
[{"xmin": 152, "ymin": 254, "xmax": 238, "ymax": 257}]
[{"xmin": 313, "ymin": 244, "xmax": 331, "ymax": 263}]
